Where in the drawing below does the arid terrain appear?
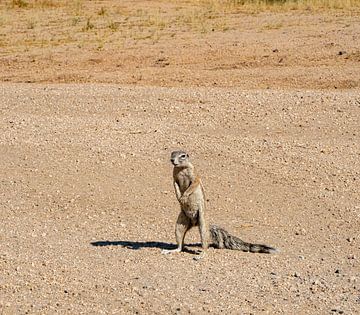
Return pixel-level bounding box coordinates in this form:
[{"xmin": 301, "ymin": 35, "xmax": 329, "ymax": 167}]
[{"xmin": 0, "ymin": 1, "xmax": 359, "ymax": 314}]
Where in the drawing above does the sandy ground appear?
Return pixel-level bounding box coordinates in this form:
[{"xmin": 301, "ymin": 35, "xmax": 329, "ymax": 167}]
[
  {"xmin": 1, "ymin": 2, "xmax": 360, "ymax": 314},
  {"xmin": 0, "ymin": 84, "xmax": 359, "ymax": 314},
  {"xmin": 1, "ymin": 5, "xmax": 360, "ymax": 90}
]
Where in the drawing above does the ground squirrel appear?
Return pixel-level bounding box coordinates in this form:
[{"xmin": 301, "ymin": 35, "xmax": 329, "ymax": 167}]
[{"xmin": 162, "ymin": 150, "xmax": 278, "ymax": 255}]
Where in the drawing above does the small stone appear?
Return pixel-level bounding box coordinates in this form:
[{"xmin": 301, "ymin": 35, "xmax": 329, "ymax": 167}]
[{"xmin": 312, "ymin": 279, "xmax": 320, "ymax": 286}]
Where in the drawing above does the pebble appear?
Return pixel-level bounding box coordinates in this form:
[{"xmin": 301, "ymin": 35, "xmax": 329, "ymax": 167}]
[{"xmin": 1, "ymin": 84, "xmax": 359, "ymax": 315}]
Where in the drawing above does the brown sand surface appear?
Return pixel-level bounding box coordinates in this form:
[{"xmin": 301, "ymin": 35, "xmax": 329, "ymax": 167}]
[
  {"xmin": 1, "ymin": 84, "xmax": 359, "ymax": 314},
  {"xmin": 0, "ymin": 1, "xmax": 359, "ymax": 314}
]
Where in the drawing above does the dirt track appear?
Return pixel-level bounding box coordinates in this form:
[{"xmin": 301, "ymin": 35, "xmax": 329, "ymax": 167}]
[{"xmin": 0, "ymin": 84, "xmax": 359, "ymax": 314}]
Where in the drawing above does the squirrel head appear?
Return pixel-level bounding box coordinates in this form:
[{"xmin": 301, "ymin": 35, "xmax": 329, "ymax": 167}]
[{"xmin": 170, "ymin": 151, "xmax": 191, "ymax": 168}]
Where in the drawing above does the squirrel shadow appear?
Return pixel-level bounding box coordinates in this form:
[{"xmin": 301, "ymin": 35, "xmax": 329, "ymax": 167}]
[{"xmin": 90, "ymin": 240, "xmax": 201, "ymax": 254}]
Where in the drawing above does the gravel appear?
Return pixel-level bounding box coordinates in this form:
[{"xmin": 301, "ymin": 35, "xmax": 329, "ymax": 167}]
[{"xmin": 0, "ymin": 84, "xmax": 359, "ymax": 314}]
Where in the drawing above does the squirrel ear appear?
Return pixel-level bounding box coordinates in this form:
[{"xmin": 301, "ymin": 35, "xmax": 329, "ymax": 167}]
[{"xmin": 187, "ymin": 153, "xmax": 189, "ymax": 158}]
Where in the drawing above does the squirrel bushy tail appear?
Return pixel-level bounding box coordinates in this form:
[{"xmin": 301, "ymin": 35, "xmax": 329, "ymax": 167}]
[{"xmin": 209, "ymin": 225, "xmax": 278, "ymax": 254}]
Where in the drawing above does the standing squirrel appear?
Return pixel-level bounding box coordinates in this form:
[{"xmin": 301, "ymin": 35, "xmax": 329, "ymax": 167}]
[{"xmin": 162, "ymin": 150, "xmax": 278, "ymax": 255}]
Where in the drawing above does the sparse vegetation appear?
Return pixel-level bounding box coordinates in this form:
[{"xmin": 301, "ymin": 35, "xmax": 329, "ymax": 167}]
[
  {"xmin": 26, "ymin": 18, "xmax": 36, "ymax": 29},
  {"xmin": 83, "ymin": 17, "xmax": 95, "ymax": 31},
  {"xmin": 262, "ymin": 21, "xmax": 283, "ymax": 29},
  {"xmin": 108, "ymin": 21, "xmax": 119, "ymax": 31},
  {"xmin": 72, "ymin": 16, "xmax": 81, "ymax": 26},
  {"xmin": 98, "ymin": 6, "xmax": 106, "ymax": 16},
  {"xmin": 12, "ymin": 0, "xmax": 28, "ymax": 8},
  {"xmin": 0, "ymin": 0, "xmax": 359, "ymax": 55},
  {"xmin": 203, "ymin": 0, "xmax": 360, "ymax": 11},
  {"xmin": 11, "ymin": 0, "xmax": 60, "ymax": 9}
]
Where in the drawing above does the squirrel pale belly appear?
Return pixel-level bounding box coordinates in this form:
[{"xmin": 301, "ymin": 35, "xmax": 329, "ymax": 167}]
[{"xmin": 162, "ymin": 150, "xmax": 278, "ymax": 255}]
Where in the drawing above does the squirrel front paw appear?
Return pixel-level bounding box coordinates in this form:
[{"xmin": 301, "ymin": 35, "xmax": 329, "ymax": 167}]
[{"xmin": 179, "ymin": 194, "xmax": 188, "ymax": 204}]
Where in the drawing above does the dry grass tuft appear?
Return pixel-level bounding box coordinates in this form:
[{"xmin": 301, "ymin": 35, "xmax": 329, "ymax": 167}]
[
  {"xmin": 194, "ymin": 0, "xmax": 360, "ymax": 13},
  {"xmin": 83, "ymin": 17, "xmax": 95, "ymax": 31},
  {"xmin": 12, "ymin": 0, "xmax": 28, "ymax": 8},
  {"xmin": 11, "ymin": 0, "xmax": 62, "ymax": 9}
]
